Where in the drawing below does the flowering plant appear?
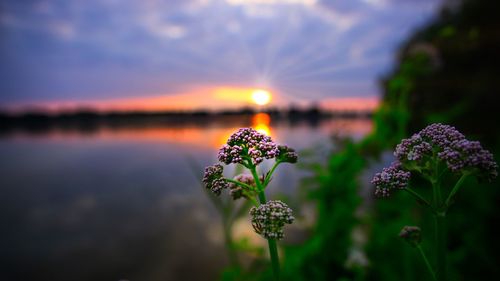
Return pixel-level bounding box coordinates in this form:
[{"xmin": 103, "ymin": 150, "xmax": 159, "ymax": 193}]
[
  {"xmin": 203, "ymin": 128, "xmax": 298, "ymax": 280},
  {"xmin": 372, "ymin": 123, "xmax": 497, "ymax": 281}
]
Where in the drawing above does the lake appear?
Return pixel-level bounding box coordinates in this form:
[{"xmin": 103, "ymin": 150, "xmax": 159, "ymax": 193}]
[{"xmin": 0, "ymin": 114, "xmax": 372, "ymax": 281}]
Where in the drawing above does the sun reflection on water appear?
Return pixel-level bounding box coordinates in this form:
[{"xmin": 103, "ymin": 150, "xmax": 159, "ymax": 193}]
[{"xmin": 252, "ymin": 113, "xmax": 272, "ymax": 136}]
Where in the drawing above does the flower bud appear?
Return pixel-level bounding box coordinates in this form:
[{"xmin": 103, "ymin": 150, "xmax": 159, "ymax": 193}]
[
  {"xmin": 277, "ymin": 145, "xmax": 298, "ymax": 163},
  {"xmin": 399, "ymin": 226, "xmax": 422, "ymax": 247}
]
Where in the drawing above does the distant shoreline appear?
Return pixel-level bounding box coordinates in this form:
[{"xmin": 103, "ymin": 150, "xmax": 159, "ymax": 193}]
[
  {"xmin": 0, "ymin": 107, "xmax": 373, "ymax": 124},
  {"xmin": 0, "ymin": 108, "xmax": 372, "ymax": 134},
  {"xmin": 0, "ymin": 106, "xmax": 373, "ymax": 119},
  {"xmin": 0, "ymin": 107, "xmax": 373, "ymax": 119}
]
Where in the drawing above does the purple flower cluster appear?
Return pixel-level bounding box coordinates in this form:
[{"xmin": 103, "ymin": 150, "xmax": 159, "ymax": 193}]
[
  {"xmin": 228, "ymin": 174, "xmax": 255, "ymax": 200},
  {"xmin": 218, "ymin": 128, "xmax": 279, "ymax": 165},
  {"xmin": 250, "ymin": 200, "xmax": 294, "ymax": 240},
  {"xmin": 372, "ymin": 162, "xmax": 411, "ymax": 198},
  {"xmin": 395, "ymin": 123, "xmax": 464, "ymax": 162},
  {"xmin": 277, "ymin": 145, "xmax": 298, "ymax": 163},
  {"xmin": 202, "ymin": 164, "xmax": 229, "ymax": 195},
  {"xmin": 439, "ymin": 139, "xmax": 497, "ymax": 181},
  {"xmin": 394, "ymin": 123, "xmax": 497, "ymax": 180}
]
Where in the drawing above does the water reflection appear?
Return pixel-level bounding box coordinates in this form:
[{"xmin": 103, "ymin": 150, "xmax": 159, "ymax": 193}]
[
  {"xmin": 252, "ymin": 113, "xmax": 272, "ymax": 136},
  {"xmin": 1, "ymin": 114, "xmax": 372, "ymax": 146},
  {"xmin": 0, "ymin": 115, "xmax": 372, "ymax": 281}
]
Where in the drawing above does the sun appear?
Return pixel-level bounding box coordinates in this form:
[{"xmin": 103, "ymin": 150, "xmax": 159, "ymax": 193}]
[{"xmin": 251, "ymin": 89, "xmax": 271, "ymax": 106}]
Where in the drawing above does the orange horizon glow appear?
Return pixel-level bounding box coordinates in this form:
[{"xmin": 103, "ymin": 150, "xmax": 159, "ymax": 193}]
[
  {"xmin": 2, "ymin": 87, "xmax": 379, "ymax": 113},
  {"xmin": 4, "ymin": 86, "xmax": 279, "ymax": 113}
]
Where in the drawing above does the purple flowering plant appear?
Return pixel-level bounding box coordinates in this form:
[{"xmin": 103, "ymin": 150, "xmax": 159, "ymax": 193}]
[
  {"xmin": 372, "ymin": 123, "xmax": 497, "ymax": 281},
  {"xmin": 203, "ymin": 128, "xmax": 298, "ymax": 280}
]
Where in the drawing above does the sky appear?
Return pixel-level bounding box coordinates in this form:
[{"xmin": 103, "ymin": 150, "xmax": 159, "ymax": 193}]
[{"xmin": 0, "ymin": 0, "xmax": 443, "ymax": 112}]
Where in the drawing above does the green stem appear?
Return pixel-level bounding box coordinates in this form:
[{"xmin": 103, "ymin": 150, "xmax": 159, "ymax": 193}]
[
  {"xmin": 263, "ymin": 161, "xmax": 282, "ymax": 186},
  {"xmin": 224, "ymin": 178, "xmax": 259, "ymax": 206},
  {"xmin": 416, "ymin": 245, "xmax": 438, "ymax": 281},
  {"xmin": 224, "ymin": 178, "xmax": 258, "ymax": 192},
  {"xmin": 444, "ymin": 174, "xmax": 468, "ymax": 209},
  {"xmin": 250, "ymin": 166, "xmax": 264, "ymax": 192},
  {"xmin": 404, "ymin": 187, "xmax": 434, "ymax": 212},
  {"xmin": 250, "ymin": 166, "xmax": 281, "ymax": 281},
  {"xmin": 267, "ymin": 238, "xmax": 280, "ymax": 281},
  {"xmin": 246, "ymin": 194, "xmax": 259, "ymax": 206},
  {"xmin": 432, "ymin": 180, "xmax": 447, "ymax": 281}
]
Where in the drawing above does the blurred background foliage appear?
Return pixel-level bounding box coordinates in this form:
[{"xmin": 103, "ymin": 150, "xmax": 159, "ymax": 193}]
[{"xmin": 221, "ymin": 0, "xmax": 500, "ymax": 280}]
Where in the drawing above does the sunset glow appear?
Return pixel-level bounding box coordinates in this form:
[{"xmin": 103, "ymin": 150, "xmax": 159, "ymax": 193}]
[
  {"xmin": 4, "ymin": 87, "xmax": 279, "ymax": 113},
  {"xmin": 0, "ymin": 0, "xmax": 442, "ymax": 113}
]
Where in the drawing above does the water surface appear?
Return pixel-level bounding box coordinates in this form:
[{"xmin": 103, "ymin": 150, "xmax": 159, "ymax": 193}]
[{"xmin": 0, "ymin": 115, "xmax": 372, "ymax": 281}]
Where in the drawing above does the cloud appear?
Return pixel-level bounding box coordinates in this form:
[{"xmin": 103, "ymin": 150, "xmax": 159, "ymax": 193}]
[
  {"xmin": 226, "ymin": 0, "xmax": 317, "ymax": 6},
  {"xmin": 0, "ymin": 0, "xmax": 443, "ymax": 108}
]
